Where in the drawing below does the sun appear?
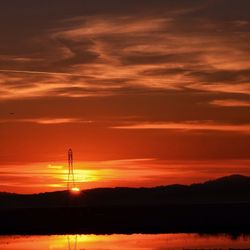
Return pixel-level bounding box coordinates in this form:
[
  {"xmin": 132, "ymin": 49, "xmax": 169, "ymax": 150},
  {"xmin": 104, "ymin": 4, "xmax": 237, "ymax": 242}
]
[{"xmin": 71, "ymin": 187, "xmax": 80, "ymax": 193}]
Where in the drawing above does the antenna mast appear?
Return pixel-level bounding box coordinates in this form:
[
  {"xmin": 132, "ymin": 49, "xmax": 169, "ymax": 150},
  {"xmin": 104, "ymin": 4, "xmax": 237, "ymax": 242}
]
[{"xmin": 67, "ymin": 148, "xmax": 75, "ymax": 190}]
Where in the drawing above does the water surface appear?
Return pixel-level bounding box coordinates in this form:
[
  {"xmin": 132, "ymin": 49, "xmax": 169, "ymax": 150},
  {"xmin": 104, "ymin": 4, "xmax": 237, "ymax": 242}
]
[{"xmin": 1, "ymin": 234, "xmax": 250, "ymax": 249}]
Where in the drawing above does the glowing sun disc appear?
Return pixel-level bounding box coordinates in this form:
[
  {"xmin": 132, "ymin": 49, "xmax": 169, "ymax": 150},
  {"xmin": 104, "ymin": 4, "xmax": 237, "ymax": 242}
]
[{"xmin": 71, "ymin": 187, "xmax": 80, "ymax": 193}]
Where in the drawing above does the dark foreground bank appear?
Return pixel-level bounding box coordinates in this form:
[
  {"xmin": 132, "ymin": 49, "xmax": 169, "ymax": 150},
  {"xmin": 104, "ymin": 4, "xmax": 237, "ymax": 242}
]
[
  {"xmin": 1, "ymin": 175, "xmax": 250, "ymax": 235},
  {"xmin": 1, "ymin": 203, "xmax": 250, "ymax": 235}
]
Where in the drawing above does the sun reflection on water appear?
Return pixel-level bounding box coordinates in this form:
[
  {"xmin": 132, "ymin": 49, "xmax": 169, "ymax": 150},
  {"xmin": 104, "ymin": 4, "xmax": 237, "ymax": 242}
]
[{"xmin": 1, "ymin": 234, "xmax": 250, "ymax": 250}]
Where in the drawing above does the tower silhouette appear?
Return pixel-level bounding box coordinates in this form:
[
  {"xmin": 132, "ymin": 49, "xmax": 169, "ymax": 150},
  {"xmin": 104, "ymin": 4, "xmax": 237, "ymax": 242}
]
[{"xmin": 67, "ymin": 149, "xmax": 76, "ymax": 191}]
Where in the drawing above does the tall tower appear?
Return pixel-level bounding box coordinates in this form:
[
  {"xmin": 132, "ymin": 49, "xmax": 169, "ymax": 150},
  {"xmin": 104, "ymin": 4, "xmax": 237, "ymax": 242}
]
[{"xmin": 67, "ymin": 148, "xmax": 75, "ymax": 191}]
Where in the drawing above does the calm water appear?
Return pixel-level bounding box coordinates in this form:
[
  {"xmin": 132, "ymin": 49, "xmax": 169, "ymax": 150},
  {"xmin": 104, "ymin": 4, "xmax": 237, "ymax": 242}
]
[{"xmin": 0, "ymin": 234, "xmax": 250, "ymax": 250}]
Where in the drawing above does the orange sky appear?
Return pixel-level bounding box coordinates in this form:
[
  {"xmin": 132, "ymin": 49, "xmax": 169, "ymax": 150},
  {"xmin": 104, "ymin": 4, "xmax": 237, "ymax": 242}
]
[{"xmin": 0, "ymin": 0, "xmax": 250, "ymax": 193}]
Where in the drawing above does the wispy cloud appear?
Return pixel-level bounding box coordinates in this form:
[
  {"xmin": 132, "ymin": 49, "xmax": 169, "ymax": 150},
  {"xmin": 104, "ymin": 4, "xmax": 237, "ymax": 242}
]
[
  {"xmin": 55, "ymin": 16, "xmax": 170, "ymax": 37},
  {"xmin": 0, "ymin": 69, "xmax": 84, "ymax": 77},
  {"xmin": 1, "ymin": 2, "xmax": 250, "ymax": 99},
  {"xmin": 113, "ymin": 121, "xmax": 250, "ymax": 134},
  {"xmin": 0, "ymin": 117, "xmax": 92, "ymax": 124},
  {"xmin": 189, "ymin": 83, "xmax": 250, "ymax": 95},
  {"xmin": 210, "ymin": 99, "xmax": 250, "ymax": 107}
]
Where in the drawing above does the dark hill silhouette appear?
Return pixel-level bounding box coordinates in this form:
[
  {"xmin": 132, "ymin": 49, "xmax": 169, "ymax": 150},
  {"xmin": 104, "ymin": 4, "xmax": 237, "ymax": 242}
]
[
  {"xmin": 1, "ymin": 174, "xmax": 250, "ymax": 208},
  {"xmin": 1, "ymin": 175, "xmax": 250, "ymax": 235}
]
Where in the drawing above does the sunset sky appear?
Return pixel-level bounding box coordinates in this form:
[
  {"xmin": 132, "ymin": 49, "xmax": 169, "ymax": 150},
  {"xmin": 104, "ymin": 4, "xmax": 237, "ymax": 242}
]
[{"xmin": 0, "ymin": 0, "xmax": 250, "ymax": 193}]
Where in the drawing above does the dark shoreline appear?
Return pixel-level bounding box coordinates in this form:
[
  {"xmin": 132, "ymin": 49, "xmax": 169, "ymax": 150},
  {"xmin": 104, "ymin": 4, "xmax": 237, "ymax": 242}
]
[
  {"xmin": 2, "ymin": 175, "xmax": 250, "ymax": 237},
  {"xmin": 1, "ymin": 203, "xmax": 250, "ymax": 236}
]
